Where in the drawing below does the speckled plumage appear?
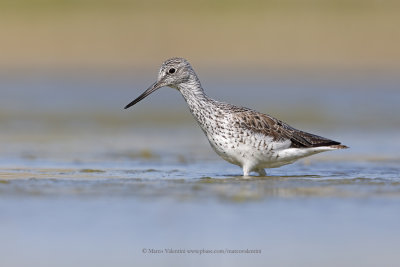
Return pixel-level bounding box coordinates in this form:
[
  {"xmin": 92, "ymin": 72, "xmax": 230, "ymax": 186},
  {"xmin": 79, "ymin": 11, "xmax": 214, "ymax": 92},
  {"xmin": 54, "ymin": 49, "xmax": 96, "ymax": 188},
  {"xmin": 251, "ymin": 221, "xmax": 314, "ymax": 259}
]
[{"xmin": 125, "ymin": 58, "xmax": 348, "ymax": 176}]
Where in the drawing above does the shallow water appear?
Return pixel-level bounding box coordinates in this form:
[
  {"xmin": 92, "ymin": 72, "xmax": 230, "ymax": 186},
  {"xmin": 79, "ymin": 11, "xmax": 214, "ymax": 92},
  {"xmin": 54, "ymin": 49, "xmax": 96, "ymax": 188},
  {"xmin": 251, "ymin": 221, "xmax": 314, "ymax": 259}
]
[{"xmin": 1, "ymin": 72, "xmax": 400, "ymax": 266}]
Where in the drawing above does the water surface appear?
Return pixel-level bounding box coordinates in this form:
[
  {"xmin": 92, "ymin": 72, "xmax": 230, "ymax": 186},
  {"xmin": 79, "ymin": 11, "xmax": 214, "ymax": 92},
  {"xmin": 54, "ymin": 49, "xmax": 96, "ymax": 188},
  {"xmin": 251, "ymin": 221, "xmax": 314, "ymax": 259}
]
[{"xmin": 1, "ymin": 72, "xmax": 400, "ymax": 266}]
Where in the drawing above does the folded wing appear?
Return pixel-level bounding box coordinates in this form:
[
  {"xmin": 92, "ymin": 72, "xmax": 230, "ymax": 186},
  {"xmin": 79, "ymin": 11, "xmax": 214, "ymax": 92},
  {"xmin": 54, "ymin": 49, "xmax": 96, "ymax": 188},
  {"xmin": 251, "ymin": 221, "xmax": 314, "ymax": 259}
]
[{"xmin": 233, "ymin": 109, "xmax": 346, "ymax": 149}]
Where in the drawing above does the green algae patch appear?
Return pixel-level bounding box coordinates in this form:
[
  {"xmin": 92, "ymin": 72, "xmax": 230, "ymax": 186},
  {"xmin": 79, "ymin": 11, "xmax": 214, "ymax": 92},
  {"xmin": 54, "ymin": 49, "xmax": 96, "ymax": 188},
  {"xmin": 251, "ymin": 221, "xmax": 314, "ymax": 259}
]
[
  {"xmin": 117, "ymin": 149, "xmax": 159, "ymax": 160},
  {"xmin": 198, "ymin": 177, "xmax": 214, "ymax": 183},
  {"xmin": 139, "ymin": 149, "xmax": 158, "ymax": 159},
  {"xmin": 80, "ymin": 169, "xmax": 106, "ymax": 173}
]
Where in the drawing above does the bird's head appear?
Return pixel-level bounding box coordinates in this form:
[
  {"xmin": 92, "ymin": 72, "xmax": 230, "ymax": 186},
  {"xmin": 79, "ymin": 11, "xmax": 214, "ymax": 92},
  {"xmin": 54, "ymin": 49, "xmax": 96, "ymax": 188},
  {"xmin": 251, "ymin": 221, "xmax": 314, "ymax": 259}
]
[{"xmin": 124, "ymin": 57, "xmax": 196, "ymax": 109}]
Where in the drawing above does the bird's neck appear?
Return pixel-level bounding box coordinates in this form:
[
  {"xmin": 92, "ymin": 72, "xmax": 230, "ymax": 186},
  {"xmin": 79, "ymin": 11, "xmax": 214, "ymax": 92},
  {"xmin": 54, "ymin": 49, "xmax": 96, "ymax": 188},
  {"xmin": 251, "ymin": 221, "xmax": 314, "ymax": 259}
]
[
  {"xmin": 177, "ymin": 77, "xmax": 217, "ymax": 126},
  {"xmin": 178, "ymin": 77, "xmax": 209, "ymax": 108}
]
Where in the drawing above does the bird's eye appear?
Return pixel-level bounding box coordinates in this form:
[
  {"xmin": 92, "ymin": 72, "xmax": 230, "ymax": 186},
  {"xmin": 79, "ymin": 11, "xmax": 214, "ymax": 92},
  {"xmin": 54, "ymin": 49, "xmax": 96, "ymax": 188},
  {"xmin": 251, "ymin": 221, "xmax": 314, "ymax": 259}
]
[{"xmin": 168, "ymin": 68, "xmax": 176, "ymax": 74}]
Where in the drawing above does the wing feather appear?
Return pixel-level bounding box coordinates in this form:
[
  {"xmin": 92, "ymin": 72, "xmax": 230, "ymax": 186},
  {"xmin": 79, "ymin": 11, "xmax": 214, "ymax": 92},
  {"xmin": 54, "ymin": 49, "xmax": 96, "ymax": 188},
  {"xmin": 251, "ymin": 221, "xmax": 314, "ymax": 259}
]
[{"xmin": 224, "ymin": 104, "xmax": 343, "ymax": 148}]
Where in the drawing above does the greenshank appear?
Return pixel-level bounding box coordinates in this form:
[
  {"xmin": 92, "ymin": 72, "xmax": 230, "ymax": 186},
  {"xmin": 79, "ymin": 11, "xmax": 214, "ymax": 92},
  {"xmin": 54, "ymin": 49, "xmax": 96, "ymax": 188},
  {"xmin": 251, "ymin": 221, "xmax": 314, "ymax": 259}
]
[{"xmin": 125, "ymin": 58, "xmax": 347, "ymax": 176}]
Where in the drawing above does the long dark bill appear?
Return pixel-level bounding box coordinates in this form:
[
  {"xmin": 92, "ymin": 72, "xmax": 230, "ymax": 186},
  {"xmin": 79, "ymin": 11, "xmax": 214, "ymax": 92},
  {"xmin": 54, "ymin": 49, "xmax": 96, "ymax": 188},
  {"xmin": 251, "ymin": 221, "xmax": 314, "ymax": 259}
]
[{"xmin": 124, "ymin": 81, "xmax": 162, "ymax": 109}]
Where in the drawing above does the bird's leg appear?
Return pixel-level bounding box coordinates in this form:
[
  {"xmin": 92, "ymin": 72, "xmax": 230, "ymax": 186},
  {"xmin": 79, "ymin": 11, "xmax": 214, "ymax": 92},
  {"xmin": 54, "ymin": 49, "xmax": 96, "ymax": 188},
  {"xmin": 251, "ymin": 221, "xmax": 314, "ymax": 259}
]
[
  {"xmin": 242, "ymin": 166, "xmax": 251, "ymax": 178},
  {"xmin": 256, "ymin": 168, "xmax": 266, "ymax": 177}
]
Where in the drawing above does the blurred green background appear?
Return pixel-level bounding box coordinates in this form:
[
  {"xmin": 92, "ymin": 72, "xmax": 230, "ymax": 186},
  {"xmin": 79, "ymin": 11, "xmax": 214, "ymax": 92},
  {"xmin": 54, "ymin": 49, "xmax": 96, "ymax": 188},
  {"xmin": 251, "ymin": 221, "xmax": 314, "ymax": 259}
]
[{"xmin": 1, "ymin": 0, "xmax": 399, "ymax": 71}]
